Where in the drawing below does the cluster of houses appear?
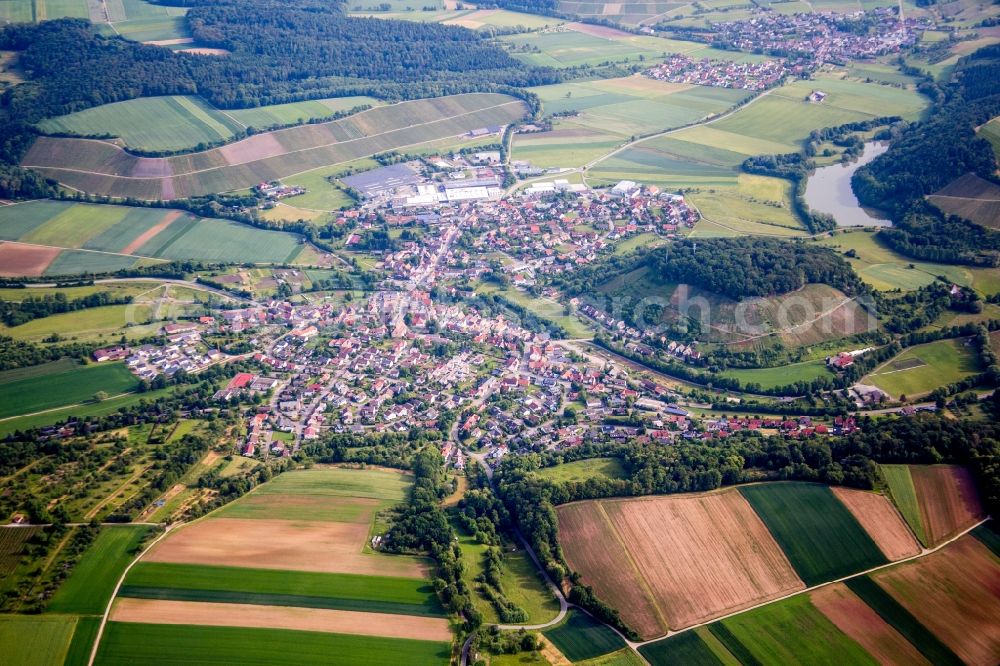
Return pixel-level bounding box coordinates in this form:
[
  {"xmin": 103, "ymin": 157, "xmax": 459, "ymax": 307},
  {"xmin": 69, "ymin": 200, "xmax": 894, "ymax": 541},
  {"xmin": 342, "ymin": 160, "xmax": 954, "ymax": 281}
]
[
  {"xmin": 256, "ymin": 181, "xmax": 306, "ymax": 201},
  {"xmin": 645, "ymin": 55, "xmax": 790, "ymax": 90},
  {"xmin": 711, "ymin": 8, "xmax": 929, "ymax": 65},
  {"xmin": 578, "ymin": 302, "xmax": 704, "ymax": 364}
]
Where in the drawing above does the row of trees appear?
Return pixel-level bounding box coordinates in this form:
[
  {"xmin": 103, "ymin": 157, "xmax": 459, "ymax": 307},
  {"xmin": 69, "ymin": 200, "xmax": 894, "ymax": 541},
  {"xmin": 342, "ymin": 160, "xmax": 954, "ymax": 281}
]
[{"xmin": 0, "ymin": 291, "xmax": 133, "ymax": 327}]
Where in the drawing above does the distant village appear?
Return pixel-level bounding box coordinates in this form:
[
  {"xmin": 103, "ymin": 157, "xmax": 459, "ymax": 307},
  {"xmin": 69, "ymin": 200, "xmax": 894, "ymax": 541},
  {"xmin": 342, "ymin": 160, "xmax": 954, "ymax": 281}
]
[{"xmin": 645, "ymin": 55, "xmax": 791, "ymax": 90}]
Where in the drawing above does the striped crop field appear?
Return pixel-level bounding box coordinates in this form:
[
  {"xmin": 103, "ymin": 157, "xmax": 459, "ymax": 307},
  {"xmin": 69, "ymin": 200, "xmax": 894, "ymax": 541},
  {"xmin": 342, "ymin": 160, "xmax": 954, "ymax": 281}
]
[
  {"xmin": 38, "ymin": 95, "xmax": 380, "ymax": 153},
  {"xmin": 94, "ymin": 467, "xmax": 453, "ymax": 664},
  {"xmin": 23, "ymin": 94, "xmax": 527, "ymax": 199},
  {"xmin": 0, "ymin": 201, "xmax": 307, "ymax": 276}
]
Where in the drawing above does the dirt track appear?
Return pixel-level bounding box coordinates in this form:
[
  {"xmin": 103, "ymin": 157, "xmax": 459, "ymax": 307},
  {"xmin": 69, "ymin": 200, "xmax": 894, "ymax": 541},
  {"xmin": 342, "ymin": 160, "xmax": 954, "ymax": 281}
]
[{"xmin": 111, "ymin": 598, "xmax": 452, "ymax": 641}]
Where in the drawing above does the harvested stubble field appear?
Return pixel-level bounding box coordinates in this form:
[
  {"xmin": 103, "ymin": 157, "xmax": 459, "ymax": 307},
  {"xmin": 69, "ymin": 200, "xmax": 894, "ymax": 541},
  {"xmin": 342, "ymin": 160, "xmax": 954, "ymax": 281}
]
[
  {"xmin": 810, "ymin": 583, "xmax": 930, "ymax": 666},
  {"xmin": 557, "ymin": 489, "xmax": 804, "ymax": 638},
  {"xmin": 24, "ymin": 94, "xmax": 527, "ymax": 199},
  {"xmin": 909, "ymin": 465, "xmax": 985, "ymax": 546},
  {"xmin": 830, "ymin": 487, "xmax": 921, "ymax": 561},
  {"xmin": 145, "ymin": 516, "xmax": 428, "ymax": 578},
  {"xmin": 872, "ymin": 536, "xmax": 1000, "ymax": 666},
  {"xmin": 109, "ymin": 598, "xmax": 452, "ymax": 641}
]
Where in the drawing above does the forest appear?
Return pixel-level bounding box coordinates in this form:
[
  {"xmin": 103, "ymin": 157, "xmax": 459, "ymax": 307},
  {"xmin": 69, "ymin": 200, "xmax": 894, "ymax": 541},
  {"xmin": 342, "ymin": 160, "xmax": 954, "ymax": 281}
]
[
  {"xmin": 647, "ymin": 238, "xmax": 864, "ymax": 299},
  {"xmin": 853, "ymin": 45, "xmax": 1000, "ymax": 266}
]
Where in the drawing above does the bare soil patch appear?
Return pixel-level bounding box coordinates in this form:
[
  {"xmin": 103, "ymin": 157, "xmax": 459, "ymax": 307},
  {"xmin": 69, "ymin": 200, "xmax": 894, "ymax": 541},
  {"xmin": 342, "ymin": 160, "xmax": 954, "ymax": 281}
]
[
  {"xmin": 145, "ymin": 517, "xmax": 427, "ymax": 578},
  {"xmin": 179, "ymin": 48, "xmax": 231, "ymax": 56},
  {"xmin": 911, "ymin": 465, "xmax": 984, "ymax": 546},
  {"xmin": 558, "ymin": 501, "xmax": 665, "ymax": 639},
  {"xmin": 218, "ymin": 132, "xmax": 288, "ymax": 166},
  {"xmin": 811, "ymin": 583, "xmax": 930, "ymax": 666},
  {"xmin": 0, "ymin": 242, "xmax": 61, "ymax": 277},
  {"xmin": 121, "ymin": 211, "xmax": 182, "ymax": 255},
  {"xmin": 144, "ymin": 38, "xmax": 194, "ymax": 46},
  {"xmin": 111, "ymin": 598, "xmax": 451, "ymax": 641},
  {"xmin": 559, "ymin": 490, "xmax": 805, "ymax": 639},
  {"xmin": 874, "ymin": 536, "xmax": 1000, "ymax": 666},
  {"xmin": 832, "ymin": 488, "xmax": 921, "ymax": 561}
]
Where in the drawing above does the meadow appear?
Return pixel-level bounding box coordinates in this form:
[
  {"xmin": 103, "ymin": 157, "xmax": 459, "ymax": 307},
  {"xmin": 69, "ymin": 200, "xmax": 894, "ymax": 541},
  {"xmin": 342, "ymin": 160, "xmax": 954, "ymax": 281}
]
[
  {"xmin": 39, "ymin": 95, "xmax": 380, "ymax": 152},
  {"xmin": 719, "ymin": 360, "xmax": 833, "ymax": 390},
  {"xmin": 542, "ymin": 610, "xmax": 627, "ymax": 662},
  {"xmin": 863, "ymin": 337, "xmax": 982, "ymax": 399},
  {"xmin": 639, "ymin": 630, "xmax": 731, "ymax": 666},
  {"xmin": 0, "ymin": 360, "xmax": 138, "ymax": 420},
  {"xmin": 24, "ymin": 94, "xmax": 528, "ymax": 199},
  {"xmin": 47, "ymin": 525, "xmax": 152, "ymax": 615},
  {"xmin": 536, "ymin": 457, "xmax": 627, "ymax": 484},
  {"xmin": 0, "ymin": 386, "xmax": 176, "ymax": 437},
  {"xmin": 738, "ymin": 483, "xmax": 887, "ymax": 586}
]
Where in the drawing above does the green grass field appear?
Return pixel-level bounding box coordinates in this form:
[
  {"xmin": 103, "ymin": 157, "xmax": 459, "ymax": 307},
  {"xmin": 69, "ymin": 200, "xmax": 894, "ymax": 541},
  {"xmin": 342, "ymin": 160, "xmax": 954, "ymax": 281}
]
[
  {"xmin": 719, "ymin": 360, "xmax": 834, "ymax": 390},
  {"xmin": 0, "ymin": 386, "xmax": 176, "ymax": 438},
  {"xmin": 576, "ymin": 648, "xmax": 648, "ymax": 666},
  {"xmin": 739, "ymin": 483, "xmax": 887, "ymax": 585},
  {"xmin": 536, "ymin": 457, "xmax": 627, "ymax": 484},
  {"xmin": 844, "ymin": 576, "xmax": 962, "ymax": 665},
  {"xmin": 864, "ymin": 337, "xmax": 982, "ymax": 399},
  {"xmin": 120, "ymin": 562, "xmax": 446, "ymax": 617},
  {"xmin": 543, "ymin": 610, "xmax": 627, "ymax": 662},
  {"xmin": 0, "ymin": 614, "xmax": 78, "ymax": 666},
  {"xmin": 880, "ymin": 464, "xmax": 928, "ymax": 546},
  {"xmin": 47, "ymin": 525, "xmax": 152, "ymax": 615},
  {"xmin": 39, "ymin": 95, "xmax": 379, "ymax": 152},
  {"xmin": 0, "ymin": 361, "xmax": 138, "ymax": 419},
  {"xmin": 712, "ymin": 594, "xmax": 877, "ymax": 665},
  {"xmin": 252, "ymin": 467, "xmax": 412, "ymax": 501},
  {"xmin": 95, "ymin": 622, "xmax": 451, "ymax": 665}
]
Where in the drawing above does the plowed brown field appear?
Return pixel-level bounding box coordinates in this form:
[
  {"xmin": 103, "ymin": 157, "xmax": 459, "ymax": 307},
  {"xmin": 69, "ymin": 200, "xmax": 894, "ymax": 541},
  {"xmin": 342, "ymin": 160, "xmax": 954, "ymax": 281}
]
[
  {"xmin": 811, "ymin": 583, "xmax": 930, "ymax": 666},
  {"xmin": 832, "ymin": 488, "xmax": 921, "ymax": 561},
  {"xmin": 145, "ymin": 517, "xmax": 427, "ymax": 578},
  {"xmin": 110, "ymin": 598, "xmax": 452, "ymax": 641},
  {"xmin": 558, "ymin": 490, "xmax": 805, "ymax": 639},
  {"xmin": 0, "ymin": 242, "xmax": 60, "ymax": 277},
  {"xmin": 873, "ymin": 536, "xmax": 1000, "ymax": 666},
  {"xmin": 911, "ymin": 465, "xmax": 984, "ymax": 546}
]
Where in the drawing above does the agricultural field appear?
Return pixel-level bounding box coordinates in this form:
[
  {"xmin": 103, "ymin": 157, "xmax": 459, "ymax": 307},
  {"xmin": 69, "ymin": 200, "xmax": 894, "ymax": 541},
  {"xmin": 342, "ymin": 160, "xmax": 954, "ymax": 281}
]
[
  {"xmin": 871, "ymin": 535, "xmax": 1000, "ymax": 665},
  {"xmin": 0, "ymin": 386, "xmax": 176, "ymax": 438},
  {"xmin": 23, "ymin": 94, "xmax": 528, "ymax": 199},
  {"xmin": 928, "ymin": 172, "xmax": 1000, "ymax": 230},
  {"xmin": 0, "ymin": 614, "xmax": 78, "ymax": 666},
  {"xmin": 48, "ymin": 526, "xmax": 152, "ymax": 615},
  {"xmin": 556, "ymin": 0, "xmax": 694, "ymax": 25},
  {"xmin": 536, "ymin": 457, "xmax": 627, "ymax": 484},
  {"xmin": 95, "ymin": 622, "xmax": 451, "ymax": 665},
  {"xmin": 95, "ymin": 467, "xmax": 452, "ymax": 663},
  {"xmin": 883, "ymin": 464, "xmax": 985, "ymax": 547},
  {"xmin": 738, "ymin": 483, "xmax": 887, "ymax": 585},
  {"xmin": 38, "ymin": 95, "xmax": 380, "ymax": 153},
  {"xmin": 0, "ymin": 201, "xmax": 307, "ymax": 276},
  {"xmin": 719, "ymin": 360, "xmax": 833, "ymax": 391},
  {"xmin": 863, "ymin": 337, "xmax": 983, "ymax": 399},
  {"xmin": 557, "ymin": 489, "xmax": 805, "ymax": 638},
  {"xmin": 0, "ymin": 360, "xmax": 138, "ymax": 420},
  {"xmin": 979, "ymin": 116, "xmax": 1000, "ymax": 161},
  {"xmin": 542, "ymin": 610, "xmax": 627, "ymax": 662},
  {"xmin": 830, "ymin": 487, "xmax": 921, "ymax": 561},
  {"xmin": 589, "ymin": 75, "xmax": 928, "ymax": 193},
  {"xmin": 707, "ymin": 593, "xmax": 880, "ymax": 665}
]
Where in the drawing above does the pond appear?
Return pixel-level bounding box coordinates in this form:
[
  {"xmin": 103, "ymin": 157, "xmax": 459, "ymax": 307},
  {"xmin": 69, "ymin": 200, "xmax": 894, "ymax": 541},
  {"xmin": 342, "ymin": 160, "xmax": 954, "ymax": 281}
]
[{"xmin": 804, "ymin": 142, "xmax": 892, "ymax": 228}]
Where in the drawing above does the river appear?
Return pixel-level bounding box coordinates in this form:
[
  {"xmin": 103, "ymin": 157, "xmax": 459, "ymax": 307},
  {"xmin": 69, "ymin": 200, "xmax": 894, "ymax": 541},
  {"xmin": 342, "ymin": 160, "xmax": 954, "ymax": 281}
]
[{"xmin": 804, "ymin": 142, "xmax": 892, "ymax": 228}]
